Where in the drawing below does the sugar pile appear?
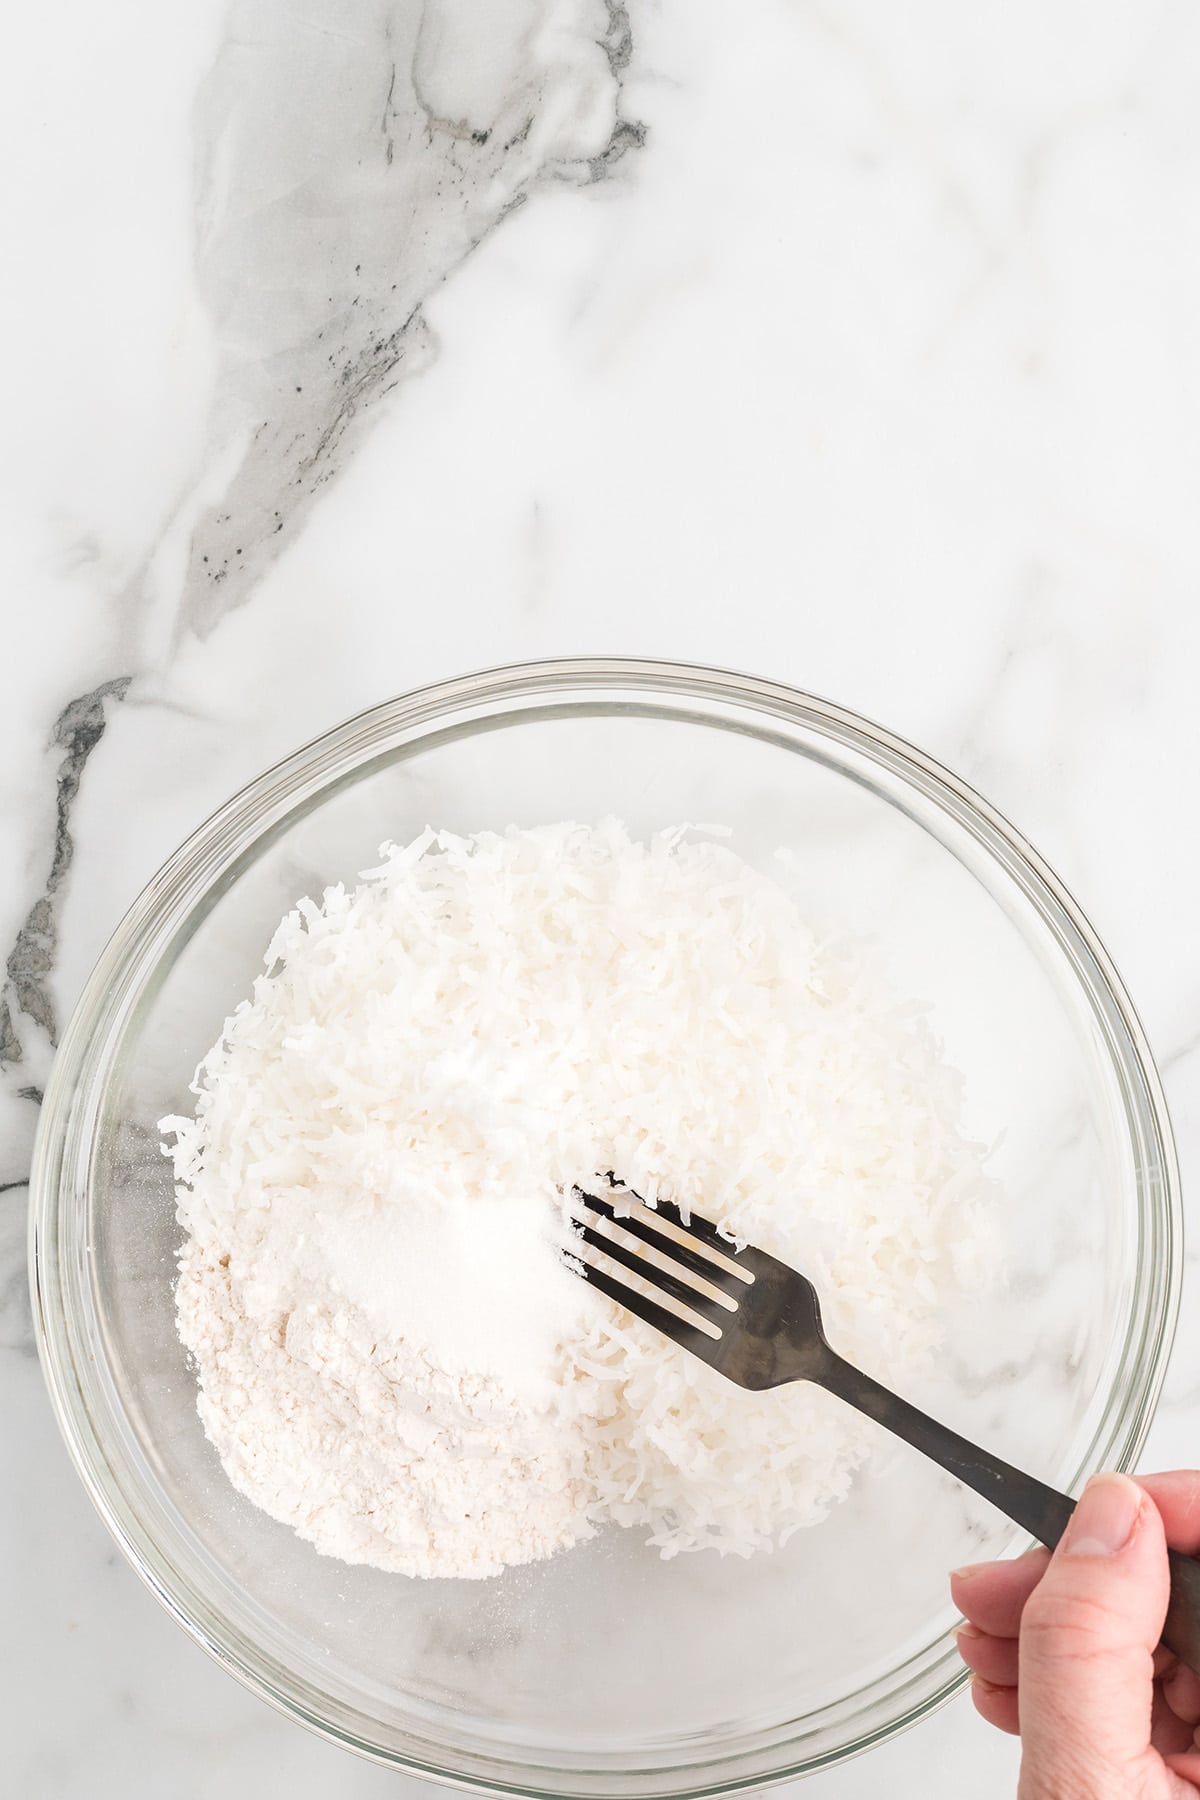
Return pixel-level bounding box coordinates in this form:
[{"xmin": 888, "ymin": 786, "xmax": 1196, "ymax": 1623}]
[{"xmin": 164, "ymin": 820, "xmax": 994, "ymax": 1578}]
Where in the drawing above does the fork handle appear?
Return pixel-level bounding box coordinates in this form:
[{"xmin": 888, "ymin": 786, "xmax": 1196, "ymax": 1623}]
[{"xmin": 818, "ymin": 1351, "xmax": 1200, "ymax": 1676}]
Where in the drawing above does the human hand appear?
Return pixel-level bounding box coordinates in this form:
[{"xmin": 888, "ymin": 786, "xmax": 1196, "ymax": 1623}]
[{"xmin": 951, "ymin": 1472, "xmax": 1200, "ymax": 1798}]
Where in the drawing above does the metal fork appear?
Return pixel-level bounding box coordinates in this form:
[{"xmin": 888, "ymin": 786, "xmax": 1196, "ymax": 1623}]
[{"xmin": 570, "ymin": 1181, "xmax": 1200, "ymax": 1675}]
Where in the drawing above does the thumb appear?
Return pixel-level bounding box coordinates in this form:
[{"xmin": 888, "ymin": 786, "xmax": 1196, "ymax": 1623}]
[{"xmin": 1018, "ymin": 1473, "xmax": 1169, "ymax": 1798}]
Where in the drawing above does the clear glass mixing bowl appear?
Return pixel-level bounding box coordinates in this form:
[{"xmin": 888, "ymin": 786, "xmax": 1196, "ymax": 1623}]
[{"xmin": 31, "ymin": 659, "xmax": 1180, "ymax": 1795}]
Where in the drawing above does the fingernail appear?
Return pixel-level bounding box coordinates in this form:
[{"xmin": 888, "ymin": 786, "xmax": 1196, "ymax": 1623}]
[
  {"xmin": 1064, "ymin": 1473, "xmax": 1142, "ymax": 1557},
  {"xmin": 954, "ymin": 1623, "xmax": 982, "ymax": 1641},
  {"xmin": 971, "ymin": 1675, "xmax": 1005, "ymax": 1697},
  {"xmin": 950, "ymin": 1563, "xmax": 989, "ymax": 1582}
]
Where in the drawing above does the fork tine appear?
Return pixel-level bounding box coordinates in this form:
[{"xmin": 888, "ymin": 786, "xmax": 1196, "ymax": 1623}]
[
  {"xmin": 573, "ymin": 1260, "xmax": 725, "ymax": 1364},
  {"xmin": 601, "ymin": 1180, "xmax": 788, "ymax": 1287},
  {"xmin": 600, "ymin": 1173, "xmax": 732, "ymax": 1244},
  {"xmin": 575, "ymin": 1190, "xmax": 749, "ymax": 1293},
  {"xmin": 646, "ymin": 1194, "xmax": 739, "ymax": 1252},
  {"xmin": 571, "ymin": 1222, "xmax": 737, "ymax": 1327},
  {"xmin": 597, "ymin": 1176, "xmax": 747, "ymax": 1263}
]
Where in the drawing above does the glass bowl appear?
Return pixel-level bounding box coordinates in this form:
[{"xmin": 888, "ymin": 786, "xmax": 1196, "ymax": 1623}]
[{"xmin": 31, "ymin": 658, "xmax": 1180, "ymax": 1795}]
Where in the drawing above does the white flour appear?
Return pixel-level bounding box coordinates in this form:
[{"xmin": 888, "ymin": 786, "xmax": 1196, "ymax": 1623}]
[
  {"xmin": 174, "ymin": 1258, "xmax": 592, "ymax": 1576},
  {"xmin": 164, "ymin": 821, "xmax": 994, "ymax": 1578}
]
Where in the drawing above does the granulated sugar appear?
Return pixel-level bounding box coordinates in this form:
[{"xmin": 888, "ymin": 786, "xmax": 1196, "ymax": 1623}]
[{"xmin": 163, "ymin": 820, "xmax": 994, "ymax": 1577}]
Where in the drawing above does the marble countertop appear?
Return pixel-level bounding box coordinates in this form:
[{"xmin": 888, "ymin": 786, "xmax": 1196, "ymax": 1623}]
[{"xmin": 4, "ymin": 2, "xmax": 1199, "ymax": 1795}]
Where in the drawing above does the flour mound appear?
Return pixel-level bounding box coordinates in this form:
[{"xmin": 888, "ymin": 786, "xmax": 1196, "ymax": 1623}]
[
  {"xmin": 164, "ymin": 820, "xmax": 994, "ymax": 1578},
  {"xmin": 174, "ymin": 1258, "xmax": 591, "ymax": 1576}
]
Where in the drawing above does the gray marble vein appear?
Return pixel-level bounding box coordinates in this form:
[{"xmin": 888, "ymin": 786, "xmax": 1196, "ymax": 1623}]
[
  {"xmin": 0, "ymin": 1181, "xmax": 34, "ymax": 1359},
  {"xmin": 0, "ymin": 678, "xmax": 132, "ymax": 1069}
]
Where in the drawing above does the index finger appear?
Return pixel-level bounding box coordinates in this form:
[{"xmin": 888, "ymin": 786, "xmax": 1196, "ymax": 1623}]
[
  {"xmin": 1135, "ymin": 1473, "xmax": 1200, "ymax": 1555},
  {"xmin": 950, "ymin": 1547, "xmax": 1050, "ymax": 1638}
]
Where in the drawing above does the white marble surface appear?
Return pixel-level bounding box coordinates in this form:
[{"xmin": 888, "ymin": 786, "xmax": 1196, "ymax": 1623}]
[{"xmin": 3, "ymin": 1, "xmax": 1200, "ymax": 1794}]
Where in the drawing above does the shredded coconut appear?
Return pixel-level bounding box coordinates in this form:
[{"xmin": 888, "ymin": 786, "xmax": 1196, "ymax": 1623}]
[{"xmin": 164, "ymin": 820, "xmax": 995, "ymax": 1578}]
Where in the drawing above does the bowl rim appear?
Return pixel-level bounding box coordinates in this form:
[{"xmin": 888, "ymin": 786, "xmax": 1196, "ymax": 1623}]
[{"xmin": 29, "ymin": 655, "xmax": 1183, "ymax": 1796}]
